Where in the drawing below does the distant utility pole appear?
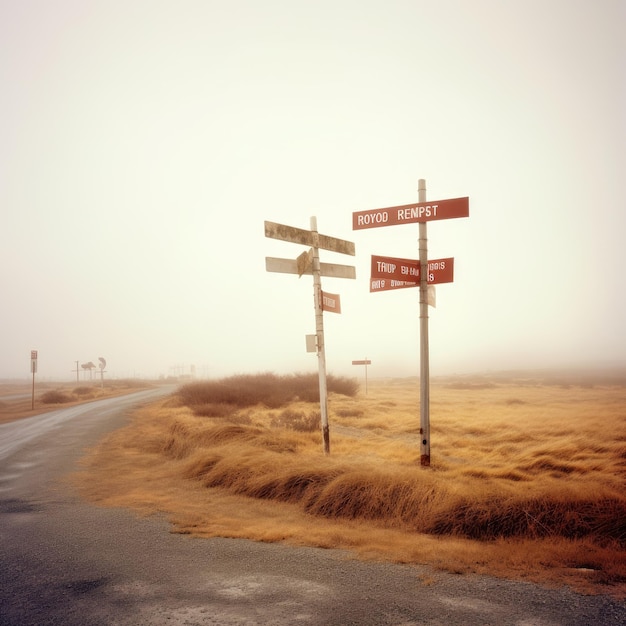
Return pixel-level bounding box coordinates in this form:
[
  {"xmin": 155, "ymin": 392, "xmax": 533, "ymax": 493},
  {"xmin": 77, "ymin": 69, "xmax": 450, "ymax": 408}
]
[
  {"xmin": 30, "ymin": 350, "xmax": 38, "ymax": 410},
  {"xmin": 74, "ymin": 361, "xmax": 79, "ymax": 383}
]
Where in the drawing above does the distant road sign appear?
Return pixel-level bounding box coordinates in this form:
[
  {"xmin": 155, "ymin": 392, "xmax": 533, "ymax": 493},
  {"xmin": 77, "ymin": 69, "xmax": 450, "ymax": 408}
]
[
  {"xmin": 321, "ymin": 291, "xmax": 341, "ymax": 314},
  {"xmin": 371, "ymin": 255, "xmax": 454, "ymax": 285},
  {"xmin": 353, "ymin": 197, "xmax": 469, "ymax": 230},
  {"xmin": 265, "ymin": 221, "xmax": 355, "ymax": 255},
  {"xmin": 352, "ymin": 359, "xmax": 371, "ymax": 365},
  {"xmin": 265, "ymin": 257, "xmax": 356, "ymax": 279}
]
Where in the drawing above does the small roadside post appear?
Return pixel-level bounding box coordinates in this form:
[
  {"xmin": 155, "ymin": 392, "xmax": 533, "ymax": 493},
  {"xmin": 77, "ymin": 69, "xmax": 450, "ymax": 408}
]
[
  {"xmin": 351, "ymin": 359, "xmax": 371, "ymax": 394},
  {"xmin": 30, "ymin": 350, "xmax": 38, "ymax": 410}
]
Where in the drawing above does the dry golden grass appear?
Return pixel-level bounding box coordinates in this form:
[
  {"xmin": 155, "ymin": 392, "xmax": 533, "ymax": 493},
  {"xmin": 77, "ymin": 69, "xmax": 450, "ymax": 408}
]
[{"xmin": 70, "ymin": 371, "xmax": 626, "ymax": 598}]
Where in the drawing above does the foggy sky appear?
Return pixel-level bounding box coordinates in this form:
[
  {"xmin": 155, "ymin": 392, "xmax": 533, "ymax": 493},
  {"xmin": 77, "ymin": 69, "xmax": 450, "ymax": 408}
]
[{"xmin": 1, "ymin": 0, "xmax": 624, "ymax": 381}]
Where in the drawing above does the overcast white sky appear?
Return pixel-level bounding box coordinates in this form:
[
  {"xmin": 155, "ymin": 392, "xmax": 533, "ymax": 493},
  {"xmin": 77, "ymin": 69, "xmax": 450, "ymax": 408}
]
[{"xmin": 1, "ymin": 0, "xmax": 624, "ymax": 381}]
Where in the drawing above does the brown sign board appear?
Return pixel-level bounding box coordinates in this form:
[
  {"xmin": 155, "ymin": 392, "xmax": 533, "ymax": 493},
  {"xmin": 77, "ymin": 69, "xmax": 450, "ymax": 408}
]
[
  {"xmin": 321, "ymin": 290, "xmax": 341, "ymax": 314},
  {"xmin": 370, "ymin": 255, "xmax": 453, "ymax": 285},
  {"xmin": 352, "ymin": 197, "xmax": 469, "ymax": 230},
  {"xmin": 296, "ymin": 248, "xmax": 313, "ymax": 276},
  {"xmin": 265, "ymin": 221, "xmax": 355, "ymax": 256},
  {"xmin": 265, "ymin": 257, "xmax": 356, "ymax": 279},
  {"xmin": 352, "ymin": 359, "xmax": 371, "ymax": 365}
]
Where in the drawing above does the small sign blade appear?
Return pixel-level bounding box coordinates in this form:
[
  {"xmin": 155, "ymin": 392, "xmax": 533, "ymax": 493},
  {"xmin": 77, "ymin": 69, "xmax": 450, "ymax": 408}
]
[
  {"xmin": 321, "ymin": 291, "xmax": 341, "ymax": 314},
  {"xmin": 266, "ymin": 257, "xmax": 356, "ymax": 279}
]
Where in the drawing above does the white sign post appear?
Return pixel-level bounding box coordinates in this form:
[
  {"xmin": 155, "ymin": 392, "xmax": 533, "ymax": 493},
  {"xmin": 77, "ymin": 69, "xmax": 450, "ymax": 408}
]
[
  {"xmin": 30, "ymin": 350, "xmax": 37, "ymax": 410},
  {"xmin": 351, "ymin": 359, "xmax": 372, "ymax": 394},
  {"xmin": 417, "ymin": 180, "xmax": 431, "ymax": 467},
  {"xmin": 265, "ymin": 218, "xmax": 356, "ymax": 454}
]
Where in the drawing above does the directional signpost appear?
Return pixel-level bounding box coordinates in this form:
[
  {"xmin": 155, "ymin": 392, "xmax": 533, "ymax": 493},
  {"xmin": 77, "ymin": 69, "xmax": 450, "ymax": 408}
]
[
  {"xmin": 265, "ymin": 218, "xmax": 356, "ymax": 454},
  {"xmin": 353, "ymin": 181, "xmax": 469, "ymax": 467}
]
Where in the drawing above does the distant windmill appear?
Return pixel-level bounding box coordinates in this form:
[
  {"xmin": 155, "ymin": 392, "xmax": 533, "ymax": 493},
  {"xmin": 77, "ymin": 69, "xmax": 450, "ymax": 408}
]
[{"xmin": 98, "ymin": 357, "xmax": 107, "ymax": 387}]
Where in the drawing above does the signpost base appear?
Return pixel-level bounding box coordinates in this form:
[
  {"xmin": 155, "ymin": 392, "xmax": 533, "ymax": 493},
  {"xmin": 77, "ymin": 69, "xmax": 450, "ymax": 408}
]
[{"xmin": 322, "ymin": 425, "xmax": 330, "ymax": 455}]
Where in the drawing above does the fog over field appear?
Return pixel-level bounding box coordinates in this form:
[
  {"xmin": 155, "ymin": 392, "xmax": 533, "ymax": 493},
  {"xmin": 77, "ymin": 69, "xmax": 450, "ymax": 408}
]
[{"xmin": 1, "ymin": 0, "xmax": 624, "ymax": 381}]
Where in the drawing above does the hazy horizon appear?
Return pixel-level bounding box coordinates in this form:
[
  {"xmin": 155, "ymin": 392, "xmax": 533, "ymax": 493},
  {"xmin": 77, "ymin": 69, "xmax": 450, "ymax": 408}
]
[{"xmin": 2, "ymin": 1, "xmax": 624, "ymax": 382}]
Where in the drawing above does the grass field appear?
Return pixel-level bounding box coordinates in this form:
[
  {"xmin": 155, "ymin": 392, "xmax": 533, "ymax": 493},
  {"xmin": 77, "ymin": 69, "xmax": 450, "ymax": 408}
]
[{"xmin": 71, "ymin": 370, "xmax": 626, "ymax": 597}]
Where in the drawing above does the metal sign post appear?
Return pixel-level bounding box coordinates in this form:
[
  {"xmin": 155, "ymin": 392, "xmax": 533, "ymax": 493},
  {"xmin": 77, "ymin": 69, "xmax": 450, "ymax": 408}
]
[
  {"xmin": 265, "ymin": 218, "xmax": 356, "ymax": 455},
  {"xmin": 418, "ymin": 180, "xmax": 430, "ymax": 466},
  {"xmin": 352, "ymin": 180, "xmax": 469, "ymax": 467}
]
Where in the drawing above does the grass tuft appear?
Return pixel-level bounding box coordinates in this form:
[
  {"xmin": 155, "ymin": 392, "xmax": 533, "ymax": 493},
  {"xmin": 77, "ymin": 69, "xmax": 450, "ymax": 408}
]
[
  {"xmin": 179, "ymin": 372, "xmax": 358, "ymax": 416},
  {"xmin": 41, "ymin": 390, "xmax": 72, "ymax": 404},
  {"xmin": 270, "ymin": 409, "xmax": 320, "ymax": 432}
]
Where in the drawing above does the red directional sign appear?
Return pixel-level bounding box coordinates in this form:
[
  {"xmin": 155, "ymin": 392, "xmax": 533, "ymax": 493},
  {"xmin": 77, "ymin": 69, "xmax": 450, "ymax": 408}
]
[
  {"xmin": 321, "ymin": 290, "xmax": 341, "ymax": 314},
  {"xmin": 370, "ymin": 256, "xmax": 454, "ymax": 292},
  {"xmin": 353, "ymin": 197, "xmax": 469, "ymax": 230}
]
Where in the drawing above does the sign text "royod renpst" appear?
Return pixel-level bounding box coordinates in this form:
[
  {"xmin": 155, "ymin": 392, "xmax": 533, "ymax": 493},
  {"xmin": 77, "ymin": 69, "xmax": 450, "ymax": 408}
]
[{"xmin": 352, "ymin": 196, "xmax": 469, "ymax": 230}]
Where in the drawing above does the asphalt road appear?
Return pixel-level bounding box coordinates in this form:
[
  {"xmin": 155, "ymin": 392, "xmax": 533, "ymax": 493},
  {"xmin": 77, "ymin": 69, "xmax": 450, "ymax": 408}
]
[{"xmin": 1, "ymin": 389, "xmax": 625, "ymax": 626}]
